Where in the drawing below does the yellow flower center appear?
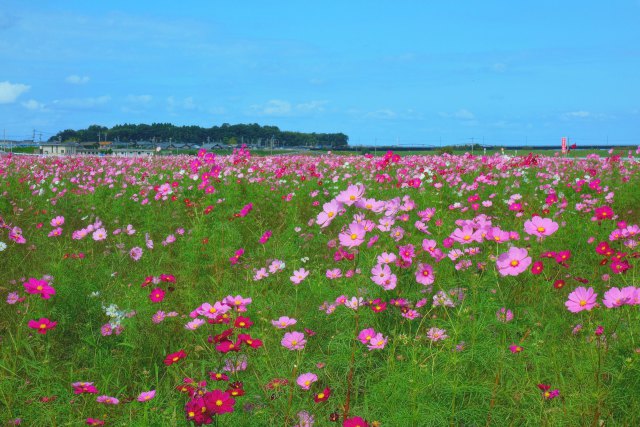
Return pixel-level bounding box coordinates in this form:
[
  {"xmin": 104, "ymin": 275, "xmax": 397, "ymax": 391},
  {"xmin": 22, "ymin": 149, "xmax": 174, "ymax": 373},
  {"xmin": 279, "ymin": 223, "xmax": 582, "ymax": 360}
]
[
  {"xmin": 463, "ymin": 235, "xmax": 471, "ymax": 241},
  {"xmin": 537, "ymin": 227, "xmax": 545, "ymax": 232},
  {"xmin": 291, "ymin": 340, "xmax": 298, "ymax": 345},
  {"xmin": 579, "ymin": 300, "xmax": 586, "ymax": 307},
  {"xmin": 37, "ymin": 286, "xmax": 43, "ymax": 291},
  {"xmin": 351, "ymin": 233, "xmax": 358, "ymax": 240},
  {"xmin": 216, "ymin": 399, "xmax": 223, "ymax": 406},
  {"xmin": 317, "ymin": 393, "xmax": 325, "ymax": 399},
  {"xmin": 349, "ymin": 195, "xmax": 356, "ymax": 200},
  {"xmin": 510, "ymin": 260, "xmax": 519, "ymax": 267},
  {"xmin": 40, "ymin": 323, "xmax": 47, "ymax": 329},
  {"xmin": 328, "ymin": 211, "xmax": 334, "ymax": 218},
  {"xmin": 188, "ymin": 411, "xmax": 195, "ymax": 417}
]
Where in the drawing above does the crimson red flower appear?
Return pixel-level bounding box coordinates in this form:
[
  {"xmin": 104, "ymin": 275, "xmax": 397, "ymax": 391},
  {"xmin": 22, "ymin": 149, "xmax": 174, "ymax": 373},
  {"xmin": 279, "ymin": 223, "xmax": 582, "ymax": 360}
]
[
  {"xmin": 553, "ymin": 279, "xmax": 565, "ymax": 289},
  {"xmin": 530, "ymin": 261, "xmax": 544, "ymax": 275},
  {"xmin": 215, "ymin": 340, "xmax": 240, "ymax": 353},
  {"xmin": 234, "ymin": 316, "xmax": 253, "ymax": 329},
  {"xmin": 203, "ymin": 389, "xmax": 235, "ymax": 414},
  {"xmin": 595, "ymin": 241, "xmax": 613, "ymax": 256},
  {"xmin": 314, "ymin": 387, "xmax": 331, "ymax": 403},
  {"xmin": 185, "ymin": 396, "xmax": 210, "ymax": 424},
  {"xmin": 237, "ymin": 334, "xmax": 263, "ymax": 349},
  {"xmin": 209, "ymin": 372, "xmax": 229, "ymax": 381},
  {"xmin": 164, "ymin": 350, "xmax": 187, "ymax": 366}
]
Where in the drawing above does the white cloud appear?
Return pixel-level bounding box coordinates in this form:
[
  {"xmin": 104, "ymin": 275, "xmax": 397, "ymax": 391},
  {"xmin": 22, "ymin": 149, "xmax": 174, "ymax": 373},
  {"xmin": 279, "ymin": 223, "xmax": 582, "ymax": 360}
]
[
  {"xmin": 492, "ymin": 63, "xmax": 507, "ymax": 72},
  {"xmin": 564, "ymin": 110, "xmax": 591, "ymax": 118},
  {"xmin": 167, "ymin": 96, "xmax": 196, "ymax": 110},
  {"xmin": 126, "ymin": 94, "xmax": 152, "ymax": 104},
  {"xmin": 0, "ymin": 81, "xmax": 30, "ymax": 103},
  {"xmin": 22, "ymin": 99, "xmax": 46, "ymax": 111},
  {"xmin": 250, "ymin": 99, "xmax": 292, "ymax": 116},
  {"xmin": 296, "ymin": 100, "xmax": 327, "ymax": 113},
  {"xmin": 366, "ymin": 109, "xmax": 397, "ymax": 119},
  {"xmin": 52, "ymin": 95, "xmax": 111, "ymax": 108},
  {"xmin": 561, "ymin": 110, "xmax": 609, "ymax": 120},
  {"xmin": 440, "ymin": 109, "xmax": 475, "ymax": 120},
  {"xmin": 66, "ymin": 75, "xmax": 90, "ymax": 84}
]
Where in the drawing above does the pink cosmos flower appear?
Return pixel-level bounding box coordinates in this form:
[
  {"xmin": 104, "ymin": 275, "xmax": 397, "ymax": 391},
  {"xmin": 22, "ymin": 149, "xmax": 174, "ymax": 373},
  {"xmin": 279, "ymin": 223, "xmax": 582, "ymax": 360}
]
[
  {"xmin": 316, "ymin": 200, "xmax": 342, "ymax": 228},
  {"xmin": 48, "ymin": 227, "xmax": 63, "ymax": 237},
  {"xmin": 398, "ymin": 244, "xmax": 415, "ymax": 261},
  {"xmin": 23, "ymin": 278, "xmax": 56, "ymax": 299},
  {"xmin": 137, "ymin": 390, "xmax": 156, "ymax": 402},
  {"xmin": 50, "ymin": 216, "xmax": 65, "ymax": 227},
  {"xmin": 602, "ymin": 287, "xmax": 631, "ymax": 308},
  {"xmin": 129, "ymin": 246, "xmax": 143, "ymax": 261},
  {"xmin": 92, "ymin": 228, "xmax": 107, "ymax": 241},
  {"xmin": 336, "ymin": 184, "xmax": 365, "ymax": 206},
  {"xmin": 367, "ymin": 332, "xmax": 388, "ymax": 350},
  {"xmin": 296, "ymin": 373, "xmax": 318, "ymax": 390},
  {"xmin": 338, "ymin": 222, "xmax": 366, "ymax": 248},
  {"xmin": 290, "ymin": 268, "xmax": 309, "ymax": 285},
  {"xmin": 358, "ymin": 328, "xmax": 377, "ymax": 344},
  {"xmin": 524, "ymin": 216, "xmax": 559, "ymax": 238},
  {"xmin": 496, "ymin": 247, "xmax": 532, "ymax": 276},
  {"xmin": 565, "ymin": 287, "xmax": 598, "ymax": 312},
  {"xmin": 415, "ymin": 263, "xmax": 435, "ymax": 286},
  {"xmin": 281, "ymin": 331, "xmax": 306, "ymax": 350},
  {"xmin": 426, "ymin": 327, "xmax": 448, "ymax": 342},
  {"xmin": 96, "ymin": 395, "xmax": 119, "ymax": 404},
  {"xmin": 272, "ymin": 316, "xmax": 297, "ymax": 328},
  {"xmin": 326, "ymin": 268, "xmax": 342, "ymax": 279}
]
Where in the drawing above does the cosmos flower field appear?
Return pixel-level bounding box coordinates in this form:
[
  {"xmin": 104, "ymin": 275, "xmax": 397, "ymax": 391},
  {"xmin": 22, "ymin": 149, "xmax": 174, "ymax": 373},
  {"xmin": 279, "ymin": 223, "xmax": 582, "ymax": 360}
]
[{"xmin": 1, "ymin": 147, "xmax": 640, "ymax": 426}]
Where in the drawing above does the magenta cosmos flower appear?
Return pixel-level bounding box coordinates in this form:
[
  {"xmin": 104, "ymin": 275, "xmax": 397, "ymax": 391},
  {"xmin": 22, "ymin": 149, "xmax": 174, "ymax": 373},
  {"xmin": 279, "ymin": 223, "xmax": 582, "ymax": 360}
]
[
  {"xmin": 496, "ymin": 247, "xmax": 532, "ymax": 276},
  {"xmin": 28, "ymin": 318, "xmax": 57, "ymax": 334},
  {"xmin": 23, "ymin": 278, "xmax": 56, "ymax": 299},
  {"xmin": 565, "ymin": 287, "xmax": 598, "ymax": 312},
  {"xmin": 281, "ymin": 331, "xmax": 306, "ymax": 350}
]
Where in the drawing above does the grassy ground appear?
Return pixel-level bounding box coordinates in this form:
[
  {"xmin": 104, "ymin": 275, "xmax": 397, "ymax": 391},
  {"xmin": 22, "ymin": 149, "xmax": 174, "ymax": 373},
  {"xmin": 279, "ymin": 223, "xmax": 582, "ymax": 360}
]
[{"xmin": 1, "ymin": 151, "xmax": 639, "ymax": 426}]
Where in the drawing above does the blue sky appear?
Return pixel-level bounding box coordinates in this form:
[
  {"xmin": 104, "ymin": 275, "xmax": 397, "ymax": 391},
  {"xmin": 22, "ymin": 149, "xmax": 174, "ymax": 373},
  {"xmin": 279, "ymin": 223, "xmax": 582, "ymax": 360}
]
[{"xmin": 1, "ymin": 0, "xmax": 639, "ymax": 146}]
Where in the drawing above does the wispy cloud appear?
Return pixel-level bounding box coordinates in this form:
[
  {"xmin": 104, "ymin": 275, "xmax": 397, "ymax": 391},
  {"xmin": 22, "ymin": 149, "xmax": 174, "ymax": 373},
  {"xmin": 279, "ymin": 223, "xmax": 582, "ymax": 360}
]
[
  {"xmin": 167, "ymin": 96, "xmax": 196, "ymax": 111},
  {"xmin": 0, "ymin": 81, "xmax": 30, "ymax": 103},
  {"xmin": 126, "ymin": 94, "xmax": 153, "ymax": 104},
  {"xmin": 561, "ymin": 110, "xmax": 609, "ymax": 120},
  {"xmin": 66, "ymin": 75, "xmax": 90, "ymax": 84},
  {"xmin": 51, "ymin": 95, "xmax": 111, "ymax": 109},
  {"xmin": 22, "ymin": 99, "xmax": 46, "ymax": 111},
  {"xmin": 365, "ymin": 109, "xmax": 397, "ymax": 119},
  {"xmin": 439, "ymin": 109, "xmax": 475, "ymax": 120},
  {"xmin": 249, "ymin": 99, "xmax": 330, "ymax": 116}
]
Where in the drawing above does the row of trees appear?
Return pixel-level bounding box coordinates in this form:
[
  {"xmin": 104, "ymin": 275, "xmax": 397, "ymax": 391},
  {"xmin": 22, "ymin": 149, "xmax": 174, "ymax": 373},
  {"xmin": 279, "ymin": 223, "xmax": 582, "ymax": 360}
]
[{"xmin": 50, "ymin": 123, "xmax": 349, "ymax": 147}]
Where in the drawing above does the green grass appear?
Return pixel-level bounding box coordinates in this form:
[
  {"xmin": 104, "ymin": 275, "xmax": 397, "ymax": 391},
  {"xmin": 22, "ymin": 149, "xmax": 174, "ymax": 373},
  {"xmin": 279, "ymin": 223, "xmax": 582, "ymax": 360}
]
[{"xmin": 0, "ymin": 152, "xmax": 639, "ymax": 426}]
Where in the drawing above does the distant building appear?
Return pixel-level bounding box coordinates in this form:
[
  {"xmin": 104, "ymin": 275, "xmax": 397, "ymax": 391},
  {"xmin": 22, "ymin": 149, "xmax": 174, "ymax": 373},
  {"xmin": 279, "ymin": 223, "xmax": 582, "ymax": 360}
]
[
  {"xmin": 111, "ymin": 148, "xmax": 156, "ymax": 157},
  {"xmin": 40, "ymin": 142, "xmax": 79, "ymax": 155}
]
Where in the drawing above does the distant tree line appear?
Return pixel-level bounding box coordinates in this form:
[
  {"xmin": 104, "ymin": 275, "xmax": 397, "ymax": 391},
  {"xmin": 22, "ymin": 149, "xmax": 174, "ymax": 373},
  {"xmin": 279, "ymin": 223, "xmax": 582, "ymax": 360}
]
[{"xmin": 50, "ymin": 123, "xmax": 349, "ymax": 147}]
